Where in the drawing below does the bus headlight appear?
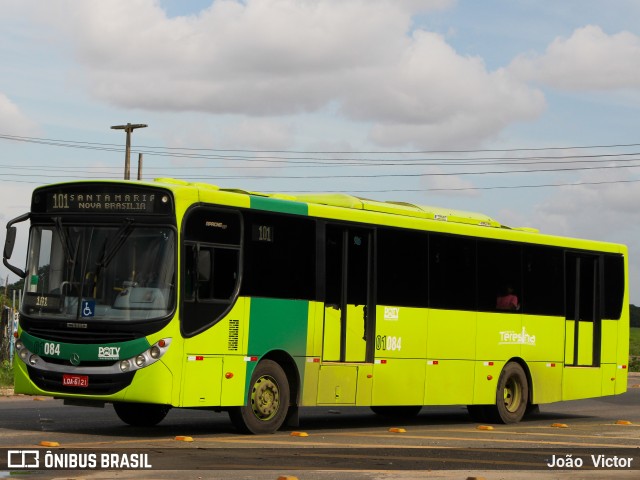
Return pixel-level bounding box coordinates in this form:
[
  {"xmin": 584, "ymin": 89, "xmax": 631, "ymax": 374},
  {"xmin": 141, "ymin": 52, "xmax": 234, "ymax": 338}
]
[
  {"xmin": 28, "ymin": 355, "xmax": 39, "ymax": 366},
  {"xmin": 119, "ymin": 360, "xmax": 131, "ymax": 372},
  {"xmin": 117, "ymin": 338, "xmax": 171, "ymax": 373}
]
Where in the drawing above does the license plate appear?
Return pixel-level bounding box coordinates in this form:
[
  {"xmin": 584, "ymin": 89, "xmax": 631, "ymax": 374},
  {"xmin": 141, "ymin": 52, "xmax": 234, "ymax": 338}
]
[{"xmin": 62, "ymin": 374, "xmax": 89, "ymax": 388}]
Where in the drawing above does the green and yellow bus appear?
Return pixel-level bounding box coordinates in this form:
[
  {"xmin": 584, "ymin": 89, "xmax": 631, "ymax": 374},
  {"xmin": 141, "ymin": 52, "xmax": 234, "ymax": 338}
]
[{"xmin": 3, "ymin": 178, "xmax": 629, "ymax": 433}]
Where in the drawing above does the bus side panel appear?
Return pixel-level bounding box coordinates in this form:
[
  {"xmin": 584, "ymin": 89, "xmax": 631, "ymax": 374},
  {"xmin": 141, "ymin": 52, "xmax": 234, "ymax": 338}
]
[
  {"xmin": 601, "ymin": 320, "xmax": 619, "ymax": 364},
  {"xmin": 245, "ymin": 297, "xmax": 309, "ymax": 397},
  {"xmin": 425, "ymin": 360, "xmax": 475, "ymax": 405},
  {"xmin": 520, "ymin": 315, "xmax": 565, "ymax": 404},
  {"xmin": 180, "ymin": 357, "xmax": 222, "ymax": 407},
  {"xmin": 375, "ymin": 306, "xmax": 428, "ymax": 359},
  {"xmin": 601, "ymin": 319, "xmax": 621, "ymax": 397},
  {"xmin": 476, "ymin": 312, "xmax": 522, "ymax": 361},
  {"xmin": 426, "ymin": 310, "xmax": 475, "ymax": 404},
  {"xmin": 370, "ymin": 306, "xmax": 427, "ymax": 405},
  {"xmin": 520, "ymin": 315, "xmax": 564, "ymax": 362},
  {"xmin": 181, "ymin": 299, "xmax": 249, "ymax": 407},
  {"xmin": 528, "ymin": 362, "xmax": 563, "ymax": 404},
  {"xmin": 427, "ymin": 310, "xmax": 475, "ymax": 360},
  {"xmin": 472, "ymin": 361, "xmax": 499, "ymax": 404},
  {"xmin": 300, "ymin": 302, "xmax": 323, "ymax": 406},
  {"xmin": 615, "ymin": 314, "xmax": 630, "ymax": 395},
  {"xmin": 601, "ymin": 363, "xmax": 618, "ymax": 397},
  {"xmin": 372, "ymin": 360, "xmax": 426, "ymax": 406},
  {"xmin": 563, "ymin": 367, "xmax": 602, "ymax": 400},
  {"xmin": 247, "ymin": 298, "xmax": 309, "ymax": 356},
  {"xmin": 221, "ymin": 355, "xmax": 250, "ymax": 406},
  {"xmin": 317, "ymin": 365, "xmax": 358, "ymax": 404}
]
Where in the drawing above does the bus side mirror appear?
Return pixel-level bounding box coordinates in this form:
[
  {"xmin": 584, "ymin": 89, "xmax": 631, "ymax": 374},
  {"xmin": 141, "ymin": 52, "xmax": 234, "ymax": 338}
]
[
  {"xmin": 3, "ymin": 226, "xmax": 16, "ymax": 259},
  {"xmin": 3, "ymin": 213, "xmax": 29, "ymax": 278}
]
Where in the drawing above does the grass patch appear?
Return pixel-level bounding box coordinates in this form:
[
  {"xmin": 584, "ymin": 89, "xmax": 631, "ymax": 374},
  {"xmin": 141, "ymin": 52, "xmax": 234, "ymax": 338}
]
[
  {"xmin": 0, "ymin": 360, "xmax": 13, "ymax": 388},
  {"xmin": 630, "ymin": 328, "xmax": 640, "ymax": 372}
]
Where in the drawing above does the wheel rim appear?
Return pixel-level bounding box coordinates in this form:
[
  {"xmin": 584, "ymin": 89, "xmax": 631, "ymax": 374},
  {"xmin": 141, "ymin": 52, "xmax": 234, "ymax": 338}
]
[
  {"xmin": 503, "ymin": 376, "xmax": 522, "ymax": 413},
  {"xmin": 250, "ymin": 374, "xmax": 280, "ymax": 421}
]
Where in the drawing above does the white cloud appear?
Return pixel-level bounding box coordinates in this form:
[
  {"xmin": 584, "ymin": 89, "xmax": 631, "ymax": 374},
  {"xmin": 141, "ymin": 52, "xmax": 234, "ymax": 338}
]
[
  {"xmin": 351, "ymin": 30, "xmax": 546, "ymax": 148},
  {"xmin": 509, "ymin": 25, "xmax": 640, "ymax": 90},
  {"xmin": 530, "ymin": 166, "xmax": 640, "ymax": 241},
  {"xmin": 218, "ymin": 118, "xmax": 294, "ymax": 151},
  {"xmin": 19, "ymin": 0, "xmax": 543, "ymax": 148},
  {"xmin": 0, "ymin": 93, "xmax": 37, "ymax": 135},
  {"xmin": 420, "ymin": 165, "xmax": 480, "ymax": 197}
]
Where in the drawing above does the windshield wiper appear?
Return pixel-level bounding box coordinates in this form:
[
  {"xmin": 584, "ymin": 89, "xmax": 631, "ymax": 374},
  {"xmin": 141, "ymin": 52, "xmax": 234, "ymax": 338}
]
[
  {"xmin": 53, "ymin": 217, "xmax": 77, "ymax": 267},
  {"xmin": 96, "ymin": 218, "xmax": 134, "ymax": 271}
]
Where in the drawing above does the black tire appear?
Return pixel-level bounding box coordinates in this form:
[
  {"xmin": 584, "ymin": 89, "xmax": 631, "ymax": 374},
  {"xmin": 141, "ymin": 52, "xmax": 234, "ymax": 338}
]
[
  {"xmin": 370, "ymin": 405, "xmax": 422, "ymax": 418},
  {"xmin": 228, "ymin": 359, "xmax": 290, "ymax": 434},
  {"xmin": 485, "ymin": 362, "xmax": 529, "ymax": 424},
  {"xmin": 113, "ymin": 402, "xmax": 171, "ymax": 427}
]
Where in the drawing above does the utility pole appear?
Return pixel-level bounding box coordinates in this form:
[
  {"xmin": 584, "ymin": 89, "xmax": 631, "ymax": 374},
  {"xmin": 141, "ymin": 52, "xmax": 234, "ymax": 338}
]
[
  {"xmin": 137, "ymin": 153, "xmax": 143, "ymax": 180},
  {"xmin": 110, "ymin": 123, "xmax": 147, "ymax": 180}
]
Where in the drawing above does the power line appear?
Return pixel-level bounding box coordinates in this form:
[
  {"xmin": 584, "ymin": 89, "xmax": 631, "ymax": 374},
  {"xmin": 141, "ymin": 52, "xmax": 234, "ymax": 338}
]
[
  {"xmin": 2, "ymin": 169, "xmax": 640, "ymax": 193},
  {"xmin": 4, "ymin": 132, "xmax": 640, "ymax": 154},
  {"xmin": 2, "ymin": 132, "xmax": 640, "ymax": 192},
  {"xmin": 279, "ymin": 178, "xmax": 640, "ymax": 193},
  {"xmin": 2, "ymin": 160, "xmax": 640, "ymax": 181}
]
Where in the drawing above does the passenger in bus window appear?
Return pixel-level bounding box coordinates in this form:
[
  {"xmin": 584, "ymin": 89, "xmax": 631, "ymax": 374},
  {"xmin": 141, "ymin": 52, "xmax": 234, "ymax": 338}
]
[{"xmin": 496, "ymin": 286, "xmax": 520, "ymax": 311}]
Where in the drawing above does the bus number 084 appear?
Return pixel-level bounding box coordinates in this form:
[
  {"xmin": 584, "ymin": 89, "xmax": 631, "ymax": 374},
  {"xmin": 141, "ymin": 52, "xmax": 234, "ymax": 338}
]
[
  {"xmin": 43, "ymin": 342, "xmax": 61, "ymax": 356},
  {"xmin": 375, "ymin": 335, "xmax": 402, "ymax": 351}
]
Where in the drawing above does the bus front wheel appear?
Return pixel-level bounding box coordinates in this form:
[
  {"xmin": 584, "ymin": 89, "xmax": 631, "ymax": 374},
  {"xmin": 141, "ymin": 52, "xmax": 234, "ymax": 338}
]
[
  {"xmin": 113, "ymin": 402, "xmax": 171, "ymax": 427},
  {"xmin": 486, "ymin": 361, "xmax": 529, "ymax": 424},
  {"xmin": 229, "ymin": 359, "xmax": 290, "ymax": 434}
]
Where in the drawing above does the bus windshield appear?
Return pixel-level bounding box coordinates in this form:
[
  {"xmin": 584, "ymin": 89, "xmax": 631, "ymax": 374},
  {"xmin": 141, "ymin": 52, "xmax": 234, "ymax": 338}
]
[{"xmin": 21, "ymin": 222, "xmax": 176, "ymax": 322}]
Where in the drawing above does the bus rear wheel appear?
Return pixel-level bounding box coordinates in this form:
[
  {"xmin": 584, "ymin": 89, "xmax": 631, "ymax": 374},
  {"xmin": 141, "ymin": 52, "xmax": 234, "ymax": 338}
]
[
  {"xmin": 113, "ymin": 402, "xmax": 171, "ymax": 427},
  {"xmin": 229, "ymin": 359, "xmax": 290, "ymax": 434},
  {"xmin": 486, "ymin": 362, "xmax": 529, "ymax": 424}
]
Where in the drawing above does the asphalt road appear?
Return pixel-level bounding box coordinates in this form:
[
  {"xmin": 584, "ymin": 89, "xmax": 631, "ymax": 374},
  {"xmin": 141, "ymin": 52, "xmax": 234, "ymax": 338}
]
[{"xmin": 0, "ymin": 375, "xmax": 639, "ymax": 479}]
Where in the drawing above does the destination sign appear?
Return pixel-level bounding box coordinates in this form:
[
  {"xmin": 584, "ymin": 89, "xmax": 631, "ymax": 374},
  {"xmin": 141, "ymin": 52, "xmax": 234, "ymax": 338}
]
[{"xmin": 32, "ymin": 185, "xmax": 173, "ymax": 215}]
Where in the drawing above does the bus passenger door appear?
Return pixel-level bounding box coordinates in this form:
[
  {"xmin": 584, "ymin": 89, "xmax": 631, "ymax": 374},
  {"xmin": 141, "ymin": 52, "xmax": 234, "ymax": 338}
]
[
  {"xmin": 565, "ymin": 253, "xmax": 601, "ymax": 368},
  {"xmin": 318, "ymin": 225, "xmax": 374, "ymax": 404}
]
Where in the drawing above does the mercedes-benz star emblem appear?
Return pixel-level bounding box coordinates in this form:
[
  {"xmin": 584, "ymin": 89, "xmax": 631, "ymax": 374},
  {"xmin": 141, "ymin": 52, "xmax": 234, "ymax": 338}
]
[{"xmin": 69, "ymin": 353, "xmax": 81, "ymax": 366}]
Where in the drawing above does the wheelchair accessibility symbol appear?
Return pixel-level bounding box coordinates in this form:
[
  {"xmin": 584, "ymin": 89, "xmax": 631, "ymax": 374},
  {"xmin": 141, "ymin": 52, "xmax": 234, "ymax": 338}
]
[{"xmin": 81, "ymin": 300, "xmax": 96, "ymax": 317}]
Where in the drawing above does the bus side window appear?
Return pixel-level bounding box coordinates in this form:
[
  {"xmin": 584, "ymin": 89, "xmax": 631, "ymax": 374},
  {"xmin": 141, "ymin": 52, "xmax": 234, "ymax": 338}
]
[
  {"xmin": 184, "ymin": 244, "xmax": 197, "ymax": 302},
  {"xmin": 197, "ymin": 247, "xmax": 238, "ymax": 301},
  {"xmin": 197, "ymin": 249, "xmax": 212, "ymax": 299}
]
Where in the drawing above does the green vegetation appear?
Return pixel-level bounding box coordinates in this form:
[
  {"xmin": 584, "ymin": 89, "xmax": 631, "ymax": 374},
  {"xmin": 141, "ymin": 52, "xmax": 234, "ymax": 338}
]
[
  {"xmin": 0, "ymin": 360, "xmax": 12, "ymax": 388},
  {"xmin": 630, "ymin": 327, "xmax": 640, "ymax": 372},
  {"xmin": 631, "ymin": 305, "xmax": 640, "ymax": 328}
]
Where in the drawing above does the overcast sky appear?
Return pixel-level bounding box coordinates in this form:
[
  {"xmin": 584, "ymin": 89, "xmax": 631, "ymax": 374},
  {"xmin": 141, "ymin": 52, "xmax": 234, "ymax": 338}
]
[{"xmin": 1, "ymin": 0, "xmax": 640, "ymax": 303}]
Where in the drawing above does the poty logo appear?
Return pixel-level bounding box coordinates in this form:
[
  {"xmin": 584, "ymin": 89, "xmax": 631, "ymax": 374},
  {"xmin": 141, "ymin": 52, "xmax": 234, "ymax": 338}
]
[
  {"xmin": 8, "ymin": 450, "xmax": 39, "ymax": 468},
  {"xmin": 384, "ymin": 307, "xmax": 400, "ymax": 320},
  {"xmin": 98, "ymin": 346, "xmax": 121, "ymax": 359}
]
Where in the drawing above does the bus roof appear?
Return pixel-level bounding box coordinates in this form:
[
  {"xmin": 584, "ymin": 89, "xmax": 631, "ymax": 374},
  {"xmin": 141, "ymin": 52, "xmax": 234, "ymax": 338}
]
[{"xmin": 153, "ymin": 177, "xmax": 536, "ymax": 231}]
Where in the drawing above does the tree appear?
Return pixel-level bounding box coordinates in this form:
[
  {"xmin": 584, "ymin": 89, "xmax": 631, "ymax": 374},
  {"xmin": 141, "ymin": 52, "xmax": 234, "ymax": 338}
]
[{"xmin": 630, "ymin": 304, "xmax": 640, "ymax": 328}]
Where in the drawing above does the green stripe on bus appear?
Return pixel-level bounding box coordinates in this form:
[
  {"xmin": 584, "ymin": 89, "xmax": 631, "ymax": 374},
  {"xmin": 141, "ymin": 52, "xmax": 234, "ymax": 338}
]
[
  {"xmin": 250, "ymin": 196, "xmax": 308, "ymax": 215},
  {"xmin": 20, "ymin": 331, "xmax": 151, "ymax": 362},
  {"xmin": 247, "ymin": 298, "xmax": 310, "ymax": 357}
]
